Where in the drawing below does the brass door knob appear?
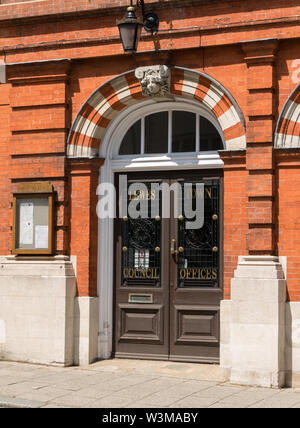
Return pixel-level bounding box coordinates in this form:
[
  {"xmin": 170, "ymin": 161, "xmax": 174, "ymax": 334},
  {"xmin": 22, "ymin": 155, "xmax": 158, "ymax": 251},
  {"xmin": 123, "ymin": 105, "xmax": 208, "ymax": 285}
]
[
  {"xmin": 122, "ymin": 246, "xmax": 128, "ymax": 252},
  {"xmin": 155, "ymin": 247, "xmax": 160, "ymax": 252},
  {"xmin": 123, "ymin": 216, "xmax": 128, "ymax": 222},
  {"xmin": 212, "ymin": 246, "xmax": 218, "ymax": 253},
  {"xmin": 178, "ymin": 215, "xmax": 184, "ymax": 221},
  {"xmin": 178, "ymin": 246, "xmax": 184, "ymax": 253},
  {"xmin": 171, "ymin": 238, "xmax": 177, "ymax": 255},
  {"xmin": 212, "ymin": 214, "xmax": 218, "ymax": 221},
  {"xmin": 155, "ymin": 216, "xmax": 161, "ymax": 221}
]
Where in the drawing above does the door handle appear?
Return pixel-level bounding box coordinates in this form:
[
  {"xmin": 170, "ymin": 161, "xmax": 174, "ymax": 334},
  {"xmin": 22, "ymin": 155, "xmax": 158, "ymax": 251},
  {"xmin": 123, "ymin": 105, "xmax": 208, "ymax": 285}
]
[
  {"xmin": 171, "ymin": 238, "xmax": 177, "ymax": 255},
  {"xmin": 171, "ymin": 238, "xmax": 179, "ymax": 263}
]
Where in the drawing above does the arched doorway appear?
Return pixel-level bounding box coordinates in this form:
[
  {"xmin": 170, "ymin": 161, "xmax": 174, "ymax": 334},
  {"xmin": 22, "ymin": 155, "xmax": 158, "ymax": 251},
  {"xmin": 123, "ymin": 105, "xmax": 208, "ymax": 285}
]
[
  {"xmin": 110, "ymin": 104, "xmax": 224, "ymax": 362},
  {"xmin": 67, "ymin": 66, "xmax": 246, "ymax": 361},
  {"xmin": 275, "ymin": 83, "xmax": 300, "ymax": 148}
]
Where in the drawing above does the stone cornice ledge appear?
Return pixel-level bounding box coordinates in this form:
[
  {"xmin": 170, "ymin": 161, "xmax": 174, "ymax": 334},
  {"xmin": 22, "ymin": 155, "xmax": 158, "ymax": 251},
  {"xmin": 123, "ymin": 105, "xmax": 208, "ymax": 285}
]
[
  {"xmin": 3, "ymin": 255, "xmax": 70, "ymax": 261},
  {"xmin": 219, "ymin": 150, "xmax": 246, "ymax": 170},
  {"xmin": 275, "ymin": 148, "xmax": 300, "ymax": 166},
  {"xmin": 68, "ymin": 158, "xmax": 105, "ymax": 174},
  {"xmin": 241, "ymin": 39, "xmax": 279, "ymax": 65}
]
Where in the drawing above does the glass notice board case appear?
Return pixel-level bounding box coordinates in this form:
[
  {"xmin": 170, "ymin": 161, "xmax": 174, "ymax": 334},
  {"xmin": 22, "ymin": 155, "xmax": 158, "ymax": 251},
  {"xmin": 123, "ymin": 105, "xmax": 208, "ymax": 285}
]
[{"xmin": 12, "ymin": 183, "xmax": 54, "ymax": 255}]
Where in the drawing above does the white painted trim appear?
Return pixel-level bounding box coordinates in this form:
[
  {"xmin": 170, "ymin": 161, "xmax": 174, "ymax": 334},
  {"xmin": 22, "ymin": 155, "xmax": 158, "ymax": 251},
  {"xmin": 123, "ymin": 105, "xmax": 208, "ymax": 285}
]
[
  {"xmin": 99, "ymin": 97, "xmax": 225, "ymax": 160},
  {"xmin": 97, "ymin": 98, "xmax": 224, "ymax": 360},
  {"xmin": 274, "ymin": 83, "xmax": 300, "ymax": 149}
]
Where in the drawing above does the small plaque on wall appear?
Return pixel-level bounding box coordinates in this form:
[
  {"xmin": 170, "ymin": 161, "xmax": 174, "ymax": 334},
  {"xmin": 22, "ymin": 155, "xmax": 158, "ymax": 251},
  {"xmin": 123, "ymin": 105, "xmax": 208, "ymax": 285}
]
[{"xmin": 13, "ymin": 184, "xmax": 54, "ymax": 255}]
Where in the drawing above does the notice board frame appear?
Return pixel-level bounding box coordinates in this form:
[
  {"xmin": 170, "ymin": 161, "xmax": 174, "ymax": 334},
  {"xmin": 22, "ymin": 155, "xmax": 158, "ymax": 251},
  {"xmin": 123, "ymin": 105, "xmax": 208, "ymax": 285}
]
[{"xmin": 12, "ymin": 183, "xmax": 54, "ymax": 255}]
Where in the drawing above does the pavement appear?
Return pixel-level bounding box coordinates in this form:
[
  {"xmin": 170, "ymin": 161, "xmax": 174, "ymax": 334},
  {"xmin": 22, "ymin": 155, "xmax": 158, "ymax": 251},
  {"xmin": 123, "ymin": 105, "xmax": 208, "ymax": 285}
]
[{"xmin": 0, "ymin": 359, "xmax": 300, "ymax": 408}]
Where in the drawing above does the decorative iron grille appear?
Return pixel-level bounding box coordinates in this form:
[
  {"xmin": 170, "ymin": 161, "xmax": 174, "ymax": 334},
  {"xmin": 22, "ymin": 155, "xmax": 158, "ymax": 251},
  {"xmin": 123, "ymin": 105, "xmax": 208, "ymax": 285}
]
[
  {"xmin": 177, "ymin": 180, "xmax": 219, "ymax": 288},
  {"xmin": 121, "ymin": 182, "xmax": 161, "ymax": 287}
]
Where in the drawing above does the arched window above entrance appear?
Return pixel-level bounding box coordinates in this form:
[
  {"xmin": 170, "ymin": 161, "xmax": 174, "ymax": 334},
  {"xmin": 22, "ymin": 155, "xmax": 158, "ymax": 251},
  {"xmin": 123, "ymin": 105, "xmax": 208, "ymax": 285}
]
[{"xmin": 118, "ymin": 110, "xmax": 223, "ymax": 156}]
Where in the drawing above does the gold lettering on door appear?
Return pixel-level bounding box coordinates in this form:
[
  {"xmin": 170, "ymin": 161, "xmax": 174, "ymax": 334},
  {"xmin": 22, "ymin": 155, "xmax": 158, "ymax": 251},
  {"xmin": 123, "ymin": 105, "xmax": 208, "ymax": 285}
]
[
  {"xmin": 179, "ymin": 268, "xmax": 217, "ymax": 280},
  {"xmin": 123, "ymin": 267, "xmax": 160, "ymax": 279},
  {"xmin": 185, "ymin": 187, "xmax": 212, "ymax": 199},
  {"xmin": 205, "ymin": 187, "xmax": 212, "ymax": 199},
  {"xmin": 128, "ymin": 190, "xmax": 156, "ymax": 200}
]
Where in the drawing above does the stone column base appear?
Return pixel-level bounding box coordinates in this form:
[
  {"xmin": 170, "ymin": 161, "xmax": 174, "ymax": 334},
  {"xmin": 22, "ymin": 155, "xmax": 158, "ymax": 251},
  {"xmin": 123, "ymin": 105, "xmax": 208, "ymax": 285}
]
[
  {"xmin": 285, "ymin": 302, "xmax": 300, "ymax": 388},
  {"xmin": 220, "ymin": 256, "xmax": 286, "ymax": 388},
  {"xmin": 0, "ymin": 256, "xmax": 76, "ymax": 366},
  {"xmin": 73, "ymin": 296, "xmax": 99, "ymax": 366}
]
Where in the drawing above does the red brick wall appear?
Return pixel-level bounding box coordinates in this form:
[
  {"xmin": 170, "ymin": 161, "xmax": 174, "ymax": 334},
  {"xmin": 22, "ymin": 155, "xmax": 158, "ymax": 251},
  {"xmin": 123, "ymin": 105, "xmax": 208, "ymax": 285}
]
[
  {"xmin": 0, "ymin": 0, "xmax": 299, "ymax": 63},
  {"xmin": 0, "ymin": 84, "xmax": 10, "ymax": 254},
  {"xmin": 0, "ymin": 0, "xmax": 299, "ymax": 300},
  {"xmin": 276, "ymin": 151, "xmax": 300, "ymax": 302},
  {"xmin": 221, "ymin": 152, "xmax": 248, "ymax": 299},
  {"xmin": 277, "ymin": 40, "xmax": 300, "ymax": 116},
  {"xmin": 69, "ymin": 159, "xmax": 103, "ymax": 297},
  {"xmin": 6, "ymin": 60, "xmax": 71, "ymax": 255}
]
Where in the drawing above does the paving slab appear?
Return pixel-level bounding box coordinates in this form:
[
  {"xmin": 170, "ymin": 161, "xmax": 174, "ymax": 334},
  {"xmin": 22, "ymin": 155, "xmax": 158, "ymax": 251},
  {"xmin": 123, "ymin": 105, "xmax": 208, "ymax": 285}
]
[
  {"xmin": 84, "ymin": 359, "xmax": 227, "ymax": 382},
  {"xmin": 0, "ymin": 359, "xmax": 300, "ymax": 408},
  {"xmin": 83, "ymin": 395, "xmax": 136, "ymax": 408},
  {"xmin": 191, "ymin": 385, "xmax": 248, "ymax": 402},
  {"xmin": 208, "ymin": 402, "xmax": 247, "ymax": 408},
  {"xmin": 52, "ymin": 392, "xmax": 107, "ymax": 408},
  {"xmin": 0, "ymin": 381, "xmax": 51, "ymax": 397},
  {"xmin": 15, "ymin": 386, "xmax": 72, "ymax": 403},
  {"xmin": 169, "ymin": 396, "xmax": 218, "ymax": 408},
  {"xmin": 0, "ymin": 396, "xmax": 45, "ymax": 408},
  {"xmin": 249, "ymin": 391, "xmax": 300, "ymax": 408}
]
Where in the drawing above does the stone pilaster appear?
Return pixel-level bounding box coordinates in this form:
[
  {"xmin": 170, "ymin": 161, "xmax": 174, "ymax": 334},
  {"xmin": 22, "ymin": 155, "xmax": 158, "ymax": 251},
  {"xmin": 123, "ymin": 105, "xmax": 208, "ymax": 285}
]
[
  {"xmin": 68, "ymin": 158, "xmax": 104, "ymax": 297},
  {"xmin": 0, "ymin": 256, "xmax": 76, "ymax": 366},
  {"xmin": 221, "ymin": 256, "xmax": 286, "ymax": 388},
  {"xmin": 68, "ymin": 158, "xmax": 103, "ymax": 365},
  {"xmin": 242, "ymin": 40, "xmax": 278, "ymax": 254}
]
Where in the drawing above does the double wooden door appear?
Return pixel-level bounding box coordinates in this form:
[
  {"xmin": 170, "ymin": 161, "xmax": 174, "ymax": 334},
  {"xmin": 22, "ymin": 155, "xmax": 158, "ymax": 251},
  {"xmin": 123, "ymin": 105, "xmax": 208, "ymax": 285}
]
[{"xmin": 114, "ymin": 170, "xmax": 223, "ymax": 363}]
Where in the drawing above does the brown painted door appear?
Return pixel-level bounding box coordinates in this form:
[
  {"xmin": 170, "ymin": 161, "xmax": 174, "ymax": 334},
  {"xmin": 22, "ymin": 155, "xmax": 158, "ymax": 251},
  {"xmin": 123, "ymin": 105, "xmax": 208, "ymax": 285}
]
[
  {"xmin": 114, "ymin": 171, "xmax": 222, "ymax": 362},
  {"xmin": 114, "ymin": 174, "xmax": 170, "ymax": 360},
  {"xmin": 169, "ymin": 174, "xmax": 222, "ymax": 363}
]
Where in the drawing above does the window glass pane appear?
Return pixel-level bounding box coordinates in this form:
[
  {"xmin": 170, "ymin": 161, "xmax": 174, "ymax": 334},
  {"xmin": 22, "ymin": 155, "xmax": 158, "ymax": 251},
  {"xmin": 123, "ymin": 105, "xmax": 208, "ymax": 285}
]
[
  {"xmin": 145, "ymin": 112, "xmax": 168, "ymax": 154},
  {"xmin": 177, "ymin": 181, "xmax": 220, "ymax": 288},
  {"xmin": 119, "ymin": 120, "xmax": 141, "ymax": 155},
  {"xmin": 172, "ymin": 111, "xmax": 196, "ymax": 152},
  {"xmin": 121, "ymin": 182, "xmax": 162, "ymax": 288},
  {"xmin": 15, "ymin": 198, "xmax": 49, "ymax": 250},
  {"xmin": 200, "ymin": 116, "xmax": 223, "ymax": 151}
]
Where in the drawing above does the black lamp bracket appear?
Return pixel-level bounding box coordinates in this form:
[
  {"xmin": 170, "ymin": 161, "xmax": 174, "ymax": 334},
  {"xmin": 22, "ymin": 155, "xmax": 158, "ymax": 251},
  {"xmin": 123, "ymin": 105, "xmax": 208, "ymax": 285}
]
[
  {"xmin": 136, "ymin": 0, "xmax": 146, "ymax": 17},
  {"xmin": 135, "ymin": 0, "xmax": 159, "ymax": 34}
]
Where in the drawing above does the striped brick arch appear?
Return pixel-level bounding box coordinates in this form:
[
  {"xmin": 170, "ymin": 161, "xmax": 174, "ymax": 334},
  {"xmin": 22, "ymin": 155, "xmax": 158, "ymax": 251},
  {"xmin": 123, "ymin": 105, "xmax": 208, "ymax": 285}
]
[
  {"xmin": 275, "ymin": 84, "xmax": 300, "ymax": 148},
  {"xmin": 67, "ymin": 67, "xmax": 246, "ymax": 158}
]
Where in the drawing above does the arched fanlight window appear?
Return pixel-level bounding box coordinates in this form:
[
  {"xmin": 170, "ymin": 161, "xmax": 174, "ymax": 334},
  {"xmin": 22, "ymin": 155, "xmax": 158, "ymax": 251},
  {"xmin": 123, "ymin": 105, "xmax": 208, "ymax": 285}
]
[{"xmin": 119, "ymin": 110, "xmax": 223, "ymax": 155}]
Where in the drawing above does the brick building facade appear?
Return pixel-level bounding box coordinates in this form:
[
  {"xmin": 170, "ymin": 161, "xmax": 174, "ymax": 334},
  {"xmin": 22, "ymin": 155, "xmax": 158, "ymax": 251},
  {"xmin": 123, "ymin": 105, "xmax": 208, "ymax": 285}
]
[{"xmin": 0, "ymin": 0, "xmax": 299, "ymax": 388}]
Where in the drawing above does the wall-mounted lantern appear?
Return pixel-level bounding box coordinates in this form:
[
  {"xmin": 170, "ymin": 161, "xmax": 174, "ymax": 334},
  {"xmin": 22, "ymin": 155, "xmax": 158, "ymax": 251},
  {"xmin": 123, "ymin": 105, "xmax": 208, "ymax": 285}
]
[{"xmin": 117, "ymin": 0, "xmax": 159, "ymax": 53}]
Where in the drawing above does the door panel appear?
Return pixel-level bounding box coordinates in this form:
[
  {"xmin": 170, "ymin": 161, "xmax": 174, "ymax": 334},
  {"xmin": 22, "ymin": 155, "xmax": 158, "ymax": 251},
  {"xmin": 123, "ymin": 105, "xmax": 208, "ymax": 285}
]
[
  {"xmin": 114, "ymin": 171, "xmax": 222, "ymax": 362},
  {"xmin": 114, "ymin": 176, "xmax": 170, "ymax": 359},
  {"xmin": 119, "ymin": 304, "xmax": 164, "ymax": 344},
  {"xmin": 169, "ymin": 176, "xmax": 222, "ymax": 362},
  {"xmin": 174, "ymin": 306, "xmax": 220, "ymax": 345},
  {"xmin": 176, "ymin": 180, "xmax": 220, "ymax": 288}
]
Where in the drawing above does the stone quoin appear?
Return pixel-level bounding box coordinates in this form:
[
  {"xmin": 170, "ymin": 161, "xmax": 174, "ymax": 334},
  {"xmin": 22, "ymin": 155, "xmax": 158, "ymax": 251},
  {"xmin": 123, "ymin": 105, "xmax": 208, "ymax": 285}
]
[{"xmin": 0, "ymin": 0, "xmax": 299, "ymax": 389}]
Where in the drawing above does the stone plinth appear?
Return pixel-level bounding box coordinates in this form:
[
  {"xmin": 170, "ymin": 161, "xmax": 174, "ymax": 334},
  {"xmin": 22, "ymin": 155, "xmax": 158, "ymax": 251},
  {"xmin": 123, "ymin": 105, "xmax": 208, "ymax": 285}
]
[
  {"xmin": 0, "ymin": 256, "xmax": 76, "ymax": 366},
  {"xmin": 221, "ymin": 256, "xmax": 286, "ymax": 388}
]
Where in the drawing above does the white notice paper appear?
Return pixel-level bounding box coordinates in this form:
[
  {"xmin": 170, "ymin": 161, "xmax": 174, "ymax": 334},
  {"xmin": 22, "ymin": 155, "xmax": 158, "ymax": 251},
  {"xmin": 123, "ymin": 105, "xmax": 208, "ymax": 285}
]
[
  {"xmin": 35, "ymin": 225, "xmax": 49, "ymax": 249},
  {"xmin": 134, "ymin": 249, "xmax": 150, "ymax": 269},
  {"xmin": 19, "ymin": 202, "xmax": 34, "ymax": 245}
]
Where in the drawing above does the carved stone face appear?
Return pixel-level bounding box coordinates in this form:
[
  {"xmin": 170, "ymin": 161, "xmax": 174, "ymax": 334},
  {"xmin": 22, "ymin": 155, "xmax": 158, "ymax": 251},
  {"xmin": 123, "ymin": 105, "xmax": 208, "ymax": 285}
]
[
  {"xmin": 135, "ymin": 65, "xmax": 170, "ymax": 97},
  {"xmin": 147, "ymin": 77, "xmax": 160, "ymax": 95}
]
